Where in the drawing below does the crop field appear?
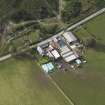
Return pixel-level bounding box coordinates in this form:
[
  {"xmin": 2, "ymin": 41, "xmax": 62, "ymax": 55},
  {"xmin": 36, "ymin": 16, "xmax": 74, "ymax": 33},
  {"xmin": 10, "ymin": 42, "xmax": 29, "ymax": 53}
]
[
  {"xmin": 51, "ymin": 12, "xmax": 105, "ymax": 105},
  {"xmin": 0, "ymin": 58, "xmax": 71, "ymax": 105},
  {"xmin": 75, "ymin": 12, "xmax": 105, "ymax": 43}
]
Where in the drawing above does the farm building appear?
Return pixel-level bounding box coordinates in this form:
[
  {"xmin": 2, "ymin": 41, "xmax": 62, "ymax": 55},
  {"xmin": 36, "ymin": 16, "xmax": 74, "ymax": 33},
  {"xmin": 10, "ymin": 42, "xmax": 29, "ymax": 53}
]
[
  {"xmin": 50, "ymin": 49, "xmax": 60, "ymax": 59},
  {"xmin": 37, "ymin": 41, "xmax": 61, "ymax": 60},
  {"xmin": 37, "ymin": 46, "xmax": 44, "ymax": 56},
  {"xmin": 63, "ymin": 32, "xmax": 77, "ymax": 44},
  {"xmin": 42, "ymin": 62, "xmax": 54, "ymax": 73},
  {"xmin": 57, "ymin": 37, "xmax": 79, "ymax": 62},
  {"xmin": 36, "ymin": 31, "xmax": 85, "ymax": 73}
]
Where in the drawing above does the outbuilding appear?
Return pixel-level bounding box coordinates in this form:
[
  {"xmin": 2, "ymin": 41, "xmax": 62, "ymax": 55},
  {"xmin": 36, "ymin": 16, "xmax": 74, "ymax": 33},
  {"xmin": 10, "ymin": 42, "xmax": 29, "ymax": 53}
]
[
  {"xmin": 37, "ymin": 46, "xmax": 44, "ymax": 55},
  {"xmin": 51, "ymin": 50, "xmax": 60, "ymax": 59},
  {"xmin": 42, "ymin": 62, "xmax": 54, "ymax": 73},
  {"xmin": 63, "ymin": 32, "xmax": 77, "ymax": 43}
]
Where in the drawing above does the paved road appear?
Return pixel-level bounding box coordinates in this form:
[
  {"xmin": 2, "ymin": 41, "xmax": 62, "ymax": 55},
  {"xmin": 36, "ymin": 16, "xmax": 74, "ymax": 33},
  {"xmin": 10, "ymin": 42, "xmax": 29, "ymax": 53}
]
[
  {"xmin": 37, "ymin": 8, "xmax": 105, "ymax": 46},
  {"xmin": 0, "ymin": 54, "xmax": 11, "ymax": 62},
  {"xmin": 67, "ymin": 8, "xmax": 105, "ymax": 31},
  {"xmin": 0, "ymin": 8, "xmax": 105, "ymax": 62}
]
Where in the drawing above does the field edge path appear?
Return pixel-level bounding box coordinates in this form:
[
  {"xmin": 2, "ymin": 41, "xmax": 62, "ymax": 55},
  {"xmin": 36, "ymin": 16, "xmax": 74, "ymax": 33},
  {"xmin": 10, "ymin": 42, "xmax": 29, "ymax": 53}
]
[{"xmin": 47, "ymin": 75, "xmax": 75, "ymax": 105}]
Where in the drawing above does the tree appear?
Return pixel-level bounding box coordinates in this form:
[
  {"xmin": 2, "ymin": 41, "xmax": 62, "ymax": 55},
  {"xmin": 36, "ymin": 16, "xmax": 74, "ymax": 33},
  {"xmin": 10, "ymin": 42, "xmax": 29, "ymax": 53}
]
[
  {"xmin": 96, "ymin": 0, "xmax": 105, "ymax": 9},
  {"xmin": 83, "ymin": 37, "xmax": 96, "ymax": 47},
  {"xmin": 39, "ymin": 23, "xmax": 60, "ymax": 39},
  {"xmin": 72, "ymin": 2, "xmax": 82, "ymax": 17},
  {"xmin": 62, "ymin": 0, "xmax": 82, "ymax": 22}
]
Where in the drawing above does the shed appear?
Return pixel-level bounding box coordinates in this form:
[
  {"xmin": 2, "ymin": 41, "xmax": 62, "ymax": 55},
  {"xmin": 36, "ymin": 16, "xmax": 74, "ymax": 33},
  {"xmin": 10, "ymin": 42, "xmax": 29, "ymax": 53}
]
[
  {"xmin": 63, "ymin": 32, "xmax": 77, "ymax": 43},
  {"xmin": 42, "ymin": 62, "xmax": 54, "ymax": 73},
  {"xmin": 60, "ymin": 45, "xmax": 77, "ymax": 62},
  {"xmin": 63, "ymin": 54, "xmax": 77, "ymax": 62},
  {"xmin": 51, "ymin": 50, "xmax": 60, "ymax": 59},
  {"xmin": 37, "ymin": 46, "xmax": 44, "ymax": 55}
]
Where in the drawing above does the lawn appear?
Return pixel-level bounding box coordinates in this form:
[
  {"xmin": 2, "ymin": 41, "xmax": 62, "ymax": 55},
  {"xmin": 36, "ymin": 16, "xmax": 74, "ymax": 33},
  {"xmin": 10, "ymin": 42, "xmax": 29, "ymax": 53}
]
[
  {"xmin": 0, "ymin": 58, "xmax": 71, "ymax": 105},
  {"xmin": 51, "ymin": 12, "xmax": 105, "ymax": 105}
]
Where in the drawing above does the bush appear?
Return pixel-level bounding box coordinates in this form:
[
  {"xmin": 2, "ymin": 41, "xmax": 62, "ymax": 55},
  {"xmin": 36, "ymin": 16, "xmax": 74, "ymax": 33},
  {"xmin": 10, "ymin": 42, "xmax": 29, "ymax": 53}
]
[{"xmin": 62, "ymin": 1, "xmax": 82, "ymax": 22}]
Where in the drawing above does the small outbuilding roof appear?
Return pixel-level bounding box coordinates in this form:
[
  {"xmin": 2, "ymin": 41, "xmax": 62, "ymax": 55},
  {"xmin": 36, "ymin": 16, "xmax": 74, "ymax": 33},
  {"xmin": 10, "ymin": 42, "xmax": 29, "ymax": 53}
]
[
  {"xmin": 60, "ymin": 45, "xmax": 71, "ymax": 54},
  {"xmin": 51, "ymin": 50, "xmax": 60, "ymax": 59},
  {"xmin": 37, "ymin": 46, "xmax": 44, "ymax": 55},
  {"xmin": 75, "ymin": 59, "xmax": 82, "ymax": 65},
  {"xmin": 64, "ymin": 54, "xmax": 77, "ymax": 62},
  {"xmin": 63, "ymin": 32, "xmax": 77, "ymax": 43},
  {"xmin": 42, "ymin": 62, "xmax": 54, "ymax": 73}
]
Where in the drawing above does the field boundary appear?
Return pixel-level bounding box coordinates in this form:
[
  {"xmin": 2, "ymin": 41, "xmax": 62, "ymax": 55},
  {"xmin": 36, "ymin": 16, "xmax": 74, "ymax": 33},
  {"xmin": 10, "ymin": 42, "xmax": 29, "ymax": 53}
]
[{"xmin": 47, "ymin": 75, "xmax": 75, "ymax": 105}]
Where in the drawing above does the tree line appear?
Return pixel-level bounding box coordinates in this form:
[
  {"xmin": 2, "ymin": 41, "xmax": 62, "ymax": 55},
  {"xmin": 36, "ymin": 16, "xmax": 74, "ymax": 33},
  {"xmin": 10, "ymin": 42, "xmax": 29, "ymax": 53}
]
[{"xmin": 62, "ymin": 0, "xmax": 105, "ymax": 22}]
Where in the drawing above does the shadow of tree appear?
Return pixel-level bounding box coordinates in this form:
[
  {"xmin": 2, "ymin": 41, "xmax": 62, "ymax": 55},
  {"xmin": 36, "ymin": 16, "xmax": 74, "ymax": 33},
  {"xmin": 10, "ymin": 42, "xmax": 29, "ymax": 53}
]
[{"xmin": 92, "ymin": 42, "xmax": 105, "ymax": 53}]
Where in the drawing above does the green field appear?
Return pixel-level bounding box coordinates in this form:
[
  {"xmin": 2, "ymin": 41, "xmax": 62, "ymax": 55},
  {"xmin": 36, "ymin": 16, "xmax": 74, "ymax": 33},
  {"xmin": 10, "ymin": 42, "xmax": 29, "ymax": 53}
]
[
  {"xmin": 74, "ymin": 12, "xmax": 105, "ymax": 44},
  {"xmin": 0, "ymin": 58, "xmax": 71, "ymax": 105},
  {"xmin": 51, "ymin": 49, "xmax": 105, "ymax": 105},
  {"xmin": 51, "ymin": 13, "xmax": 105, "ymax": 105}
]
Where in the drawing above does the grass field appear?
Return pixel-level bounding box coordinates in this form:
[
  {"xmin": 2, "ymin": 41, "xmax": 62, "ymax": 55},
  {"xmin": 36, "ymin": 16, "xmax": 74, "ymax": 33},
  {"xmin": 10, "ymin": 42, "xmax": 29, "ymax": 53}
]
[
  {"xmin": 51, "ymin": 12, "xmax": 105, "ymax": 105},
  {"xmin": 51, "ymin": 49, "xmax": 105, "ymax": 105},
  {"xmin": 0, "ymin": 58, "xmax": 71, "ymax": 105},
  {"xmin": 74, "ymin": 12, "xmax": 105, "ymax": 44}
]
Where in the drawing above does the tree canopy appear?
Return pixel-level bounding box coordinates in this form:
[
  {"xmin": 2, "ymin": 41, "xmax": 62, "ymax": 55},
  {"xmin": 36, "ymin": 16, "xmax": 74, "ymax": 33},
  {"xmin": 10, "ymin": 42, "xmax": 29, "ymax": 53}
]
[
  {"xmin": 0, "ymin": 0, "xmax": 59, "ymax": 22},
  {"xmin": 62, "ymin": 0, "xmax": 82, "ymax": 21}
]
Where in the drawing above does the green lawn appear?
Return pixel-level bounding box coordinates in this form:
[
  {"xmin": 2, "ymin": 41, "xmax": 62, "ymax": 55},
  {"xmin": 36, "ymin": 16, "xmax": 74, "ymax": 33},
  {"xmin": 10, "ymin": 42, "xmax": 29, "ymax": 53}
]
[
  {"xmin": 0, "ymin": 58, "xmax": 70, "ymax": 105},
  {"xmin": 51, "ymin": 12, "xmax": 105, "ymax": 105}
]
